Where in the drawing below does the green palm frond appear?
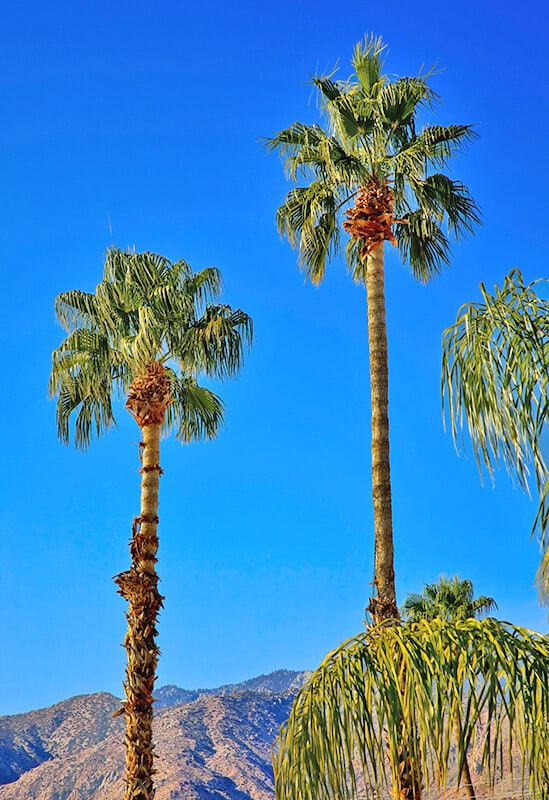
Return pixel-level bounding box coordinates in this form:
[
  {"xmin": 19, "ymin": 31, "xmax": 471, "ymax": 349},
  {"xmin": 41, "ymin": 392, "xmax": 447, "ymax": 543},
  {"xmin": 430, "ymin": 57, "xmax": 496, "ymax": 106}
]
[
  {"xmin": 163, "ymin": 373, "xmax": 225, "ymax": 442},
  {"xmin": 275, "ymin": 619, "xmax": 549, "ymax": 800},
  {"xmin": 442, "ymin": 269, "xmax": 549, "ymax": 599},
  {"xmin": 50, "ymin": 248, "xmax": 252, "ymax": 447},
  {"xmin": 395, "ymin": 210, "xmax": 451, "ymax": 282}
]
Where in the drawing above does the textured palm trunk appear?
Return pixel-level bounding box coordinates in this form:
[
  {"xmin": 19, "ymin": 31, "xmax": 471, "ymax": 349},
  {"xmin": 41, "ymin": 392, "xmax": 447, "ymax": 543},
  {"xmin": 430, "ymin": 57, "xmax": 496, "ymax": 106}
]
[
  {"xmin": 114, "ymin": 363, "xmax": 171, "ymax": 800},
  {"xmin": 454, "ymin": 712, "xmax": 476, "ymax": 800},
  {"xmin": 115, "ymin": 422, "xmax": 163, "ymax": 800},
  {"xmin": 364, "ymin": 242, "xmax": 398, "ymax": 625}
]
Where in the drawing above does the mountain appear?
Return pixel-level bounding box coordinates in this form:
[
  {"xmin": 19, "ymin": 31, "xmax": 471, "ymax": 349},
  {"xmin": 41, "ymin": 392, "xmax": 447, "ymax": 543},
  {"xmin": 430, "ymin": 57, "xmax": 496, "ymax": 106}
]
[
  {"xmin": 0, "ymin": 691, "xmax": 295, "ymax": 800},
  {"xmin": 0, "ymin": 670, "xmax": 308, "ymax": 799}
]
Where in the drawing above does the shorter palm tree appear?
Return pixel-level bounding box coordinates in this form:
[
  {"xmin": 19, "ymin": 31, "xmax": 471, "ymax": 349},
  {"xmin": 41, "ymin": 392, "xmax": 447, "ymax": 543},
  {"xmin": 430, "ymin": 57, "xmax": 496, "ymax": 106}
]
[
  {"xmin": 402, "ymin": 575, "xmax": 497, "ymax": 623},
  {"xmin": 274, "ymin": 618, "xmax": 549, "ymax": 800},
  {"xmin": 442, "ymin": 270, "xmax": 549, "ymax": 598},
  {"xmin": 49, "ymin": 248, "xmax": 252, "ymax": 800},
  {"xmin": 402, "ymin": 576, "xmax": 498, "ymax": 799}
]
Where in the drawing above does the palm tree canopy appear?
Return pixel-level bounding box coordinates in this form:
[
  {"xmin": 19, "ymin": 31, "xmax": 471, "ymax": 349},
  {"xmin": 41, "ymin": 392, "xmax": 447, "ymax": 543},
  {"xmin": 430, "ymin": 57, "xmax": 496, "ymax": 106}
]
[
  {"xmin": 266, "ymin": 34, "xmax": 480, "ymax": 285},
  {"xmin": 441, "ymin": 269, "xmax": 549, "ymax": 598},
  {"xmin": 402, "ymin": 575, "xmax": 497, "ymax": 622},
  {"xmin": 274, "ymin": 619, "xmax": 549, "ymax": 800},
  {"xmin": 49, "ymin": 248, "xmax": 253, "ymax": 448}
]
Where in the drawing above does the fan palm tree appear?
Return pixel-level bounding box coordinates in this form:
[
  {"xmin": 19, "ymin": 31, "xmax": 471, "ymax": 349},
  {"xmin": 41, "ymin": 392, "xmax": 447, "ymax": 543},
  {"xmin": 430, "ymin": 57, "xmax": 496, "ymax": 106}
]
[
  {"xmin": 402, "ymin": 575, "xmax": 497, "ymax": 623},
  {"xmin": 402, "ymin": 576, "xmax": 498, "ymax": 799},
  {"xmin": 49, "ymin": 247, "xmax": 252, "ymax": 800},
  {"xmin": 267, "ymin": 35, "xmax": 480, "ymax": 623},
  {"xmin": 267, "ymin": 35, "xmax": 482, "ymax": 800},
  {"xmin": 442, "ymin": 270, "xmax": 549, "ymax": 597}
]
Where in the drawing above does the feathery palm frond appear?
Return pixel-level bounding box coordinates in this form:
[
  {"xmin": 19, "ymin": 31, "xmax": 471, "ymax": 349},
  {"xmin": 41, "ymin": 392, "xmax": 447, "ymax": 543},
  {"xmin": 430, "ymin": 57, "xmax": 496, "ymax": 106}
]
[
  {"xmin": 274, "ymin": 619, "xmax": 549, "ymax": 800},
  {"xmin": 442, "ymin": 269, "xmax": 549, "ymax": 597}
]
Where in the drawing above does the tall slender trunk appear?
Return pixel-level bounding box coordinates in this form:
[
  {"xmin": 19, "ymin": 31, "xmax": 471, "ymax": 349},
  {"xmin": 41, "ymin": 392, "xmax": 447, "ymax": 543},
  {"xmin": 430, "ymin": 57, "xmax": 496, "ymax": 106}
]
[
  {"xmin": 114, "ymin": 422, "xmax": 164, "ymax": 800},
  {"xmin": 365, "ymin": 244, "xmax": 421, "ymax": 800},
  {"xmin": 365, "ymin": 242, "xmax": 398, "ymax": 624}
]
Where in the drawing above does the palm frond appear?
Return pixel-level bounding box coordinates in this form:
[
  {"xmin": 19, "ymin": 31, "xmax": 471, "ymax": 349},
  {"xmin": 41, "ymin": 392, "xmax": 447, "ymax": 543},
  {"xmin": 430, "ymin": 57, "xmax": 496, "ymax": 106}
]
[
  {"xmin": 163, "ymin": 374, "xmax": 225, "ymax": 443},
  {"xmin": 275, "ymin": 619, "xmax": 549, "ymax": 800},
  {"xmin": 351, "ymin": 34, "xmax": 387, "ymax": 96},
  {"xmin": 442, "ymin": 270, "xmax": 549, "ymax": 598},
  {"xmin": 395, "ymin": 210, "xmax": 451, "ymax": 282}
]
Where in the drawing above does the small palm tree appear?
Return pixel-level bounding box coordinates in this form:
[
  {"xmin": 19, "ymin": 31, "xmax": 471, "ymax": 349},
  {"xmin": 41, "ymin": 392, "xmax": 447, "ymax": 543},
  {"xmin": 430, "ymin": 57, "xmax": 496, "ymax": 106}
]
[
  {"xmin": 403, "ymin": 576, "xmax": 498, "ymax": 799},
  {"xmin": 49, "ymin": 248, "xmax": 252, "ymax": 800},
  {"xmin": 402, "ymin": 575, "xmax": 497, "ymax": 623},
  {"xmin": 442, "ymin": 269, "xmax": 549, "ymax": 598},
  {"xmin": 267, "ymin": 34, "xmax": 480, "ymax": 623}
]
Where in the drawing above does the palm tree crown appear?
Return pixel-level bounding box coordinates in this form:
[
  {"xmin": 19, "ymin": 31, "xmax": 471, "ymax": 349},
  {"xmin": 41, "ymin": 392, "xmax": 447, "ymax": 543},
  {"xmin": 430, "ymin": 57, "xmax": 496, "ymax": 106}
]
[
  {"xmin": 403, "ymin": 575, "xmax": 498, "ymax": 622},
  {"xmin": 267, "ymin": 34, "xmax": 480, "ymax": 287},
  {"xmin": 49, "ymin": 247, "xmax": 252, "ymax": 447}
]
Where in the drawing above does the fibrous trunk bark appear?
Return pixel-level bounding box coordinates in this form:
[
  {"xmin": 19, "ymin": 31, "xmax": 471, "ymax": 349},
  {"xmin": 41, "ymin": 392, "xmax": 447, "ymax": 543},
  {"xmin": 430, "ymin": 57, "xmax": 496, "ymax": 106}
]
[
  {"xmin": 114, "ymin": 421, "xmax": 164, "ymax": 800},
  {"xmin": 364, "ymin": 242, "xmax": 398, "ymax": 625}
]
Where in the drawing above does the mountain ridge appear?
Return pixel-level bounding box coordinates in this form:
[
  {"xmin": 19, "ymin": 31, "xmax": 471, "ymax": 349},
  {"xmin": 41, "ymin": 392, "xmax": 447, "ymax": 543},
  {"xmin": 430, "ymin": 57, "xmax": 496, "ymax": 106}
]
[{"xmin": 0, "ymin": 670, "xmax": 309, "ymax": 796}]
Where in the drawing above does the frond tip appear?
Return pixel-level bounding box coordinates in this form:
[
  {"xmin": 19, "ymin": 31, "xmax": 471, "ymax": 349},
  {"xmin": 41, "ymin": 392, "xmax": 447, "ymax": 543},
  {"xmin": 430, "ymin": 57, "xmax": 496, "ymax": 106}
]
[{"xmin": 274, "ymin": 619, "xmax": 549, "ymax": 800}]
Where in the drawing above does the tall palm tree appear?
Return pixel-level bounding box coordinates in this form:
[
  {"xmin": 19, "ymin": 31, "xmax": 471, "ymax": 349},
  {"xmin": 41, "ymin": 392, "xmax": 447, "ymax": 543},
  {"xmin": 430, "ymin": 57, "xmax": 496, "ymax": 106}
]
[
  {"xmin": 49, "ymin": 247, "xmax": 252, "ymax": 800},
  {"xmin": 403, "ymin": 576, "xmax": 498, "ymax": 800},
  {"xmin": 442, "ymin": 269, "xmax": 549, "ymax": 597},
  {"xmin": 267, "ymin": 35, "xmax": 480, "ymax": 623}
]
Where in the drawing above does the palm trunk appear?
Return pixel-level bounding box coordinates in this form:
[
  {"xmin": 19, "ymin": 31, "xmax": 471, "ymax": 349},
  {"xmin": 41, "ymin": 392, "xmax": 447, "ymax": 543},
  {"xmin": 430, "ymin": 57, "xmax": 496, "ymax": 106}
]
[
  {"xmin": 365, "ymin": 244, "xmax": 421, "ymax": 800},
  {"xmin": 115, "ymin": 422, "xmax": 164, "ymax": 800},
  {"xmin": 365, "ymin": 242, "xmax": 398, "ymax": 624}
]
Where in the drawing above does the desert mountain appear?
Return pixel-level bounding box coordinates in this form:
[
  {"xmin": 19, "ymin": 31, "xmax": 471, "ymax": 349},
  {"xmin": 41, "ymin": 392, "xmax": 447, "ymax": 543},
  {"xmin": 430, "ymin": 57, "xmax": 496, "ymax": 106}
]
[{"xmin": 0, "ymin": 670, "xmax": 307, "ymax": 799}]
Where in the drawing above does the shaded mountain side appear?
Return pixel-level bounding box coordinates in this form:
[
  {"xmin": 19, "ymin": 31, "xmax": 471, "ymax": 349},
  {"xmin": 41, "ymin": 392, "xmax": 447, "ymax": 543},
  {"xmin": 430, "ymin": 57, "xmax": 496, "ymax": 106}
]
[
  {"xmin": 0, "ymin": 691, "xmax": 294, "ymax": 800},
  {"xmin": 154, "ymin": 669, "xmax": 311, "ymax": 708},
  {"xmin": 0, "ymin": 693, "xmax": 123, "ymax": 784}
]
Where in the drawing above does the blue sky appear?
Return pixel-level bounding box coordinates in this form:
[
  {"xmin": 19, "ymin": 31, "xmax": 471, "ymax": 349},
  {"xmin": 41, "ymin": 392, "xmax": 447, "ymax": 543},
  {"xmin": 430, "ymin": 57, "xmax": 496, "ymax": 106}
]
[{"xmin": 1, "ymin": 0, "xmax": 547, "ymax": 715}]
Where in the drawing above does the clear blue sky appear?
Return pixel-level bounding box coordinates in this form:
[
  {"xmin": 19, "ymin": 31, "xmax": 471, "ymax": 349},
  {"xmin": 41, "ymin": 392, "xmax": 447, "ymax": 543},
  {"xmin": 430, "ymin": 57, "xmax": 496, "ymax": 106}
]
[{"xmin": 1, "ymin": 0, "xmax": 547, "ymax": 716}]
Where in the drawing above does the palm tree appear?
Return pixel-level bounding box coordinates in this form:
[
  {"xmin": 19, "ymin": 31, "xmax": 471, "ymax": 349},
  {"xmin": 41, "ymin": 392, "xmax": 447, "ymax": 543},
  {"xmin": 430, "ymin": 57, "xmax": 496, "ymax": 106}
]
[
  {"xmin": 402, "ymin": 575, "xmax": 497, "ymax": 623},
  {"xmin": 267, "ymin": 35, "xmax": 480, "ymax": 623},
  {"xmin": 442, "ymin": 269, "xmax": 549, "ymax": 598},
  {"xmin": 402, "ymin": 576, "xmax": 498, "ymax": 799},
  {"xmin": 274, "ymin": 617, "xmax": 549, "ymax": 800},
  {"xmin": 49, "ymin": 247, "xmax": 252, "ymax": 800}
]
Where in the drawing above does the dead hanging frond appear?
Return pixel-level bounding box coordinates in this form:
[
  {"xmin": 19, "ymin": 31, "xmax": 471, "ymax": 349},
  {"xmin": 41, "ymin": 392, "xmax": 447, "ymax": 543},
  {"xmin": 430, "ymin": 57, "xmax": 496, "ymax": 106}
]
[
  {"xmin": 343, "ymin": 180, "xmax": 405, "ymax": 257},
  {"xmin": 125, "ymin": 362, "xmax": 171, "ymax": 427}
]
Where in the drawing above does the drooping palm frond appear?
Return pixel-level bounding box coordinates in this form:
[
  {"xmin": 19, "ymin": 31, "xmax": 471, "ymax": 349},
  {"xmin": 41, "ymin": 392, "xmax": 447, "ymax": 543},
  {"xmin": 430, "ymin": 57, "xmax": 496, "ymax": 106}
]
[
  {"xmin": 274, "ymin": 619, "xmax": 549, "ymax": 800},
  {"xmin": 50, "ymin": 248, "xmax": 252, "ymax": 448},
  {"xmin": 442, "ymin": 269, "xmax": 549, "ymax": 598},
  {"xmin": 163, "ymin": 373, "xmax": 225, "ymax": 442}
]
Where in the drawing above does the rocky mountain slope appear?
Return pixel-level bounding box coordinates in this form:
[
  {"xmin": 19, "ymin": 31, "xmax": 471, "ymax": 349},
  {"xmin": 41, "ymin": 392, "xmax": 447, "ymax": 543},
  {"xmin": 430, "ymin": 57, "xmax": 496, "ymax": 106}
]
[{"xmin": 0, "ymin": 671, "xmax": 306, "ymax": 800}]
